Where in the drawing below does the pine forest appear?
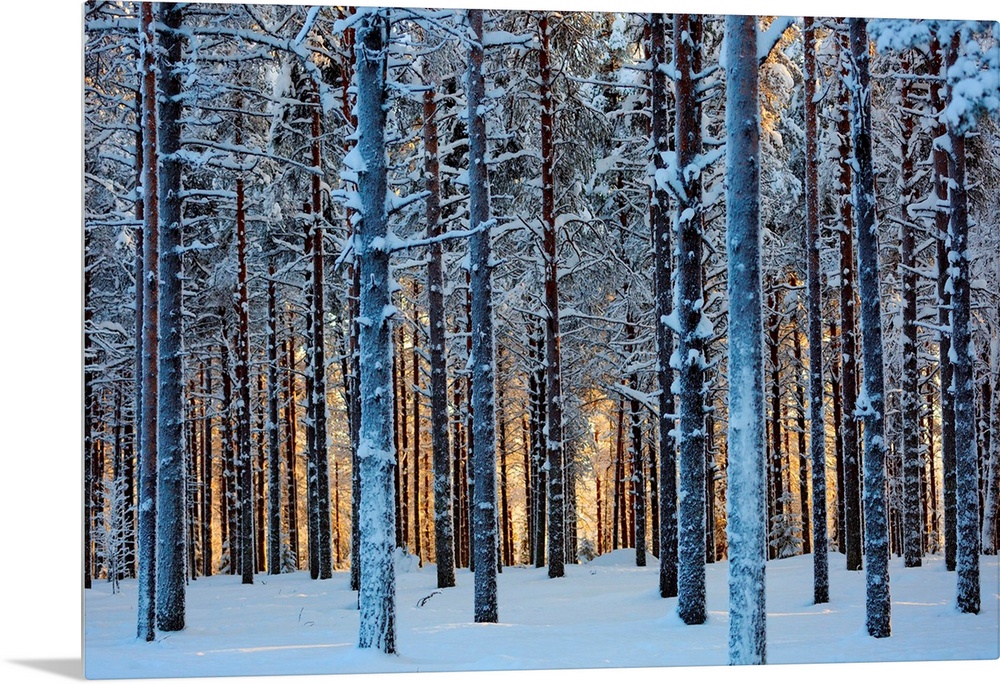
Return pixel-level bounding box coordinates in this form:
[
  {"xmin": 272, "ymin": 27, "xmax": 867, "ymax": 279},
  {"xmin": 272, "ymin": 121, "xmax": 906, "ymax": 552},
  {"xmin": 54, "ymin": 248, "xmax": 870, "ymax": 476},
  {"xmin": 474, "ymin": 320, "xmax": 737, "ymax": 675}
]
[{"xmin": 82, "ymin": 3, "xmax": 1000, "ymax": 676}]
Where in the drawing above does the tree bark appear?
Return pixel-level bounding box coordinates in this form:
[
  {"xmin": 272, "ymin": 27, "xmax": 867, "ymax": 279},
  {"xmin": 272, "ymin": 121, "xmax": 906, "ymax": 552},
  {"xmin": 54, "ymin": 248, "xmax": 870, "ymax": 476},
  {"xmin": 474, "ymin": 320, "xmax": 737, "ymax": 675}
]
[
  {"xmin": 423, "ymin": 69, "xmax": 456, "ymax": 587},
  {"xmin": 354, "ymin": 10, "xmax": 396, "ymax": 653},
  {"xmin": 674, "ymin": 12, "xmax": 706, "ymax": 626},
  {"xmin": 155, "ymin": 1, "xmax": 186, "ymax": 633},
  {"xmin": 803, "ymin": 16, "xmax": 829, "ymax": 604},
  {"xmin": 849, "ymin": 18, "xmax": 890, "ymax": 638},
  {"xmin": 467, "ymin": 7, "xmax": 500, "ymax": 620},
  {"xmin": 650, "ymin": 12, "xmax": 678, "ymax": 598},
  {"xmin": 724, "ymin": 13, "xmax": 767, "ymax": 664}
]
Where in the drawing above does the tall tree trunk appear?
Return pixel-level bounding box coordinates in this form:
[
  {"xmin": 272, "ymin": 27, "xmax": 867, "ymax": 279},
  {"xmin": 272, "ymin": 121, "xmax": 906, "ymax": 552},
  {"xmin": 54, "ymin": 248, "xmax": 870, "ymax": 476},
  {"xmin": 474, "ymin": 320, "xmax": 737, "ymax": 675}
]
[
  {"xmin": 285, "ymin": 324, "xmax": 300, "ymax": 569},
  {"xmin": 929, "ymin": 41, "xmax": 958, "ymax": 573},
  {"xmin": 531, "ymin": 328, "xmax": 547, "ymax": 567},
  {"xmin": 539, "ymin": 12, "xmax": 565, "ymax": 580},
  {"xmin": 412, "ymin": 292, "xmax": 423, "ymax": 564},
  {"xmin": 155, "ymin": 1, "xmax": 186, "ymax": 633},
  {"xmin": 267, "ymin": 258, "xmax": 282, "ymax": 574},
  {"xmin": 423, "ymin": 70, "xmax": 456, "ymax": 587},
  {"xmin": 674, "ymin": 12, "xmax": 706, "ymax": 626},
  {"xmin": 626, "ymin": 301, "xmax": 646, "ymax": 567},
  {"xmin": 767, "ymin": 284, "xmax": 784, "ymax": 559},
  {"xmin": 135, "ymin": 1, "xmax": 159, "ymax": 642},
  {"xmin": 849, "ymin": 18, "xmax": 890, "ymax": 638},
  {"xmin": 837, "ymin": 28, "xmax": 863, "ymax": 572},
  {"xmin": 467, "ymin": 7, "xmax": 499, "ymax": 621},
  {"xmin": 234, "ymin": 104, "xmax": 255, "ymax": 585},
  {"xmin": 943, "ymin": 33, "xmax": 980, "ymax": 614},
  {"xmin": 309, "ymin": 77, "xmax": 333, "ymax": 581},
  {"xmin": 354, "ymin": 10, "xmax": 396, "ymax": 653},
  {"xmin": 897, "ymin": 52, "xmax": 922, "ymax": 569},
  {"xmin": 202, "ymin": 362, "xmax": 214, "ymax": 576},
  {"xmin": 981, "ymin": 333, "xmax": 1000, "ymax": 554},
  {"xmin": 724, "ymin": 13, "xmax": 766, "ymax": 664},
  {"xmin": 803, "ymin": 16, "xmax": 829, "ymax": 604},
  {"xmin": 650, "ymin": 12, "xmax": 678, "ymax": 598}
]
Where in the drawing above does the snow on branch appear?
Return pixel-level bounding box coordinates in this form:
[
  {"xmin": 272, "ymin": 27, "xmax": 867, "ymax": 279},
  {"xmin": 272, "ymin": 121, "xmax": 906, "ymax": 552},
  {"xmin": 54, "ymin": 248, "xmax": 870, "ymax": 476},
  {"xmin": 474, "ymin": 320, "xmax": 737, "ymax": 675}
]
[{"xmin": 757, "ymin": 17, "xmax": 796, "ymax": 66}]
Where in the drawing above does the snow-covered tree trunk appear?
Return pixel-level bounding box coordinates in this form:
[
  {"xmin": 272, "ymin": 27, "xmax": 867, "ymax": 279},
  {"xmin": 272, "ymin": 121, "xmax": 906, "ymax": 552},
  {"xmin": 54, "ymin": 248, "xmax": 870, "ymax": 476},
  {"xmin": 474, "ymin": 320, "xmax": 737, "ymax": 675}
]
[
  {"xmin": 803, "ymin": 16, "xmax": 829, "ymax": 604},
  {"xmin": 848, "ymin": 17, "xmax": 890, "ymax": 639},
  {"xmin": 424, "ymin": 66, "xmax": 456, "ymax": 589},
  {"xmin": 266, "ymin": 254, "xmax": 282, "ymax": 575},
  {"xmin": 626, "ymin": 302, "xmax": 646, "ymax": 568},
  {"xmin": 136, "ymin": 0, "xmax": 158, "ymax": 643},
  {"xmin": 353, "ymin": 9, "xmax": 396, "ymax": 653},
  {"xmin": 897, "ymin": 53, "xmax": 923, "ymax": 569},
  {"xmin": 155, "ymin": 0, "xmax": 186, "ymax": 633},
  {"xmin": 983, "ymin": 332, "xmax": 1000, "ymax": 554},
  {"xmin": 724, "ymin": 13, "xmax": 766, "ymax": 665},
  {"xmin": 308, "ymin": 77, "xmax": 333, "ymax": 581},
  {"xmin": 836, "ymin": 29, "xmax": 863, "ymax": 572},
  {"xmin": 673, "ymin": 12, "xmax": 707, "ymax": 626},
  {"xmin": 650, "ymin": 11, "xmax": 678, "ymax": 599},
  {"xmin": 539, "ymin": 12, "xmax": 566, "ymax": 581},
  {"xmin": 234, "ymin": 105, "xmax": 255, "ymax": 586},
  {"xmin": 530, "ymin": 328, "xmax": 547, "ymax": 567},
  {"xmin": 929, "ymin": 40, "xmax": 957, "ymax": 571},
  {"xmin": 467, "ymin": 7, "xmax": 499, "ymax": 621},
  {"xmin": 944, "ymin": 35, "xmax": 981, "ymax": 614}
]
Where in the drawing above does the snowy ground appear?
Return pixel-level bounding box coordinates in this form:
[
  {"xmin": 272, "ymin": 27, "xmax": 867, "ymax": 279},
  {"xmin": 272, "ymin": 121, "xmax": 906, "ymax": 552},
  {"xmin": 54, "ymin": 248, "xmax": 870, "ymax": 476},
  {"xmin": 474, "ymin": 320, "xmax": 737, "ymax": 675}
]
[{"xmin": 83, "ymin": 550, "xmax": 999, "ymax": 680}]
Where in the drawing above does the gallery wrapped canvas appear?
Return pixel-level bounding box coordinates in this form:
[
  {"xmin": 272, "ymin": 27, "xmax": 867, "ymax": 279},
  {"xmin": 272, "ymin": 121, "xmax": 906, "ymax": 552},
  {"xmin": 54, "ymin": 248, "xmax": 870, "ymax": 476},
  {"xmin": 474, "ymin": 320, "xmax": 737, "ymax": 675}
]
[{"xmin": 78, "ymin": 1, "xmax": 998, "ymax": 681}]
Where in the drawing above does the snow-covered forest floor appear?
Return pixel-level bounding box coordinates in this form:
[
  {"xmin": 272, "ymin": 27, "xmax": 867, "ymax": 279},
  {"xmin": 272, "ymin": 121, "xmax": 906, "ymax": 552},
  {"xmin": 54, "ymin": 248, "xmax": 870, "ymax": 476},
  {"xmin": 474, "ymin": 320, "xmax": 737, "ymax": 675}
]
[{"xmin": 84, "ymin": 550, "xmax": 999, "ymax": 679}]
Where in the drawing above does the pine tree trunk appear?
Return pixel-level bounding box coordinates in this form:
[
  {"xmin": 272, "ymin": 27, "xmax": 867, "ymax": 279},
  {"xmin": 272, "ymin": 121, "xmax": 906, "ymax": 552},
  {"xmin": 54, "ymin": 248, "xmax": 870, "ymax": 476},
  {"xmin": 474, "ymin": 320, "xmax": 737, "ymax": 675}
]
[
  {"xmin": 234, "ymin": 107, "xmax": 255, "ymax": 586},
  {"xmin": 674, "ymin": 12, "xmax": 706, "ymax": 626},
  {"xmin": 412, "ymin": 296, "xmax": 423, "ymax": 564},
  {"xmin": 135, "ymin": 1, "xmax": 159, "ymax": 642},
  {"xmin": 539, "ymin": 12, "xmax": 565, "ymax": 580},
  {"xmin": 930, "ymin": 40, "xmax": 958, "ymax": 573},
  {"xmin": 309, "ymin": 78, "xmax": 333, "ymax": 581},
  {"xmin": 898, "ymin": 53, "xmax": 922, "ymax": 569},
  {"xmin": 267, "ymin": 258, "xmax": 282, "ymax": 574},
  {"xmin": 849, "ymin": 18, "xmax": 890, "ymax": 638},
  {"xmin": 202, "ymin": 362, "xmax": 214, "ymax": 576},
  {"xmin": 837, "ymin": 29, "xmax": 863, "ymax": 572},
  {"xmin": 424, "ymin": 71, "xmax": 456, "ymax": 587},
  {"xmin": 467, "ymin": 7, "xmax": 500, "ymax": 620},
  {"xmin": 155, "ymin": 1, "xmax": 186, "ymax": 632},
  {"xmin": 944, "ymin": 33, "xmax": 981, "ymax": 613},
  {"xmin": 285, "ymin": 325, "xmax": 300, "ymax": 569},
  {"xmin": 650, "ymin": 12, "xmax": 678, "ymax": 598},
  {"xmin": 803, "ymin": 16, "xmax": 829, "ymax": 603},
  {"xmin": 531, "ymin": 329, "xmax": 547, "ymax": 567},
  {"xmin": 724, "ymin": 14, "xmax": 766, "ymax": 663},
  {"xmin": 354, "ymin": 10, "xmax": 396, "ymax": 653},
  {"xmin": 982, "ymin": 335, "xmax": 1000, "ymax": 554}
]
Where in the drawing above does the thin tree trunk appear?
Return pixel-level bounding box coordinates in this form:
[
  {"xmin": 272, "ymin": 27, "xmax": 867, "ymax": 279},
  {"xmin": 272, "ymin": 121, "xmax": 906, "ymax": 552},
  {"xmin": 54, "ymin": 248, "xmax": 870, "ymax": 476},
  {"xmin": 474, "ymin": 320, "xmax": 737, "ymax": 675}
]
[
  {"xmin": 650, "ymin": 12, "xmax": 678, "ymax": 598},
  {"xmin": 837, "ymin": 29, "xmax": 863, "ymax": 572},
  {"xmin": 539, "ymin": 12, "xmax": 565, "ymax": 581},
  {"xmin": 423, "ymin": 70, "xmax": 456, "ymax": 587},
  {"xmin": 467, "ymin": 7, "xmax": 500, "ymax": 621},
  {"xmin": 849, "ymin": 18, "xmax": 890, "ymax": 638},
  {"xmin": 234, "ymin": 103, "xmax": 255, "ymax": 585},
  {"xmin": 943, "ymin": 34, "xmax": 981, "ymax": 614},
  {"xmin": 412, "ymin": 292, "xmax": 423, "ymax": 564},
  {"xmin": 135, "ymin": 1, "xmax": 159, "ymax": 642},
  {"xmin": 898, "ymin": 52, "xmax": 922, "ymax": 569},
  {"xmin": 674, "ymin": 12, "xmax": 706, "ymax": 625},
  {"xmin": 267, "ymin": 258, "xmax": 282, "ymax": 574},
  {"xmin": 803, "ymin": 16, "xmax": 829, "ymax": 604}
]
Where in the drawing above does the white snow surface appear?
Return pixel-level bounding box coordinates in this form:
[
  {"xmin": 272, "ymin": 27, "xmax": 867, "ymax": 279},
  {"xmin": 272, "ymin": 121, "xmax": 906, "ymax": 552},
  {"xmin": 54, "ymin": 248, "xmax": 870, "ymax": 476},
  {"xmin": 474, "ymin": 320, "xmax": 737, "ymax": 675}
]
[{"xmin": 84, "ymin": 552, "xmax": 998, "ymax": 679}]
